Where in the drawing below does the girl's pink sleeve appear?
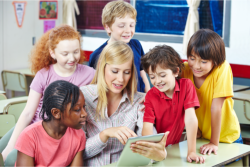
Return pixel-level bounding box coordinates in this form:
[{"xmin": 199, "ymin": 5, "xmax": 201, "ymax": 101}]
[{"xmin": 15, "ymin": 129, "xmax": 36, "ymax": 158}]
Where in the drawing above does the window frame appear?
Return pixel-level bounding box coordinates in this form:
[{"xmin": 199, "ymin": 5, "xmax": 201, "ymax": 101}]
[{"xmin": 78, "ymin": 0, "xmax": 231, "ymax": 47}]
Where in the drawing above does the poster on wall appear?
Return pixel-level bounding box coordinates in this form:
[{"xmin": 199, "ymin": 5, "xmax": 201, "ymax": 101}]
[
  {"xmin": 12, "ymin": 1, "xmax": 27, "ymax": 28},
  {"xmin": 44, "ymin": 20, "xmax": 55, "ymax": 33},
  {"xmin": 39, "ymin": 1, "xmax": 58, "ymax": 20}
]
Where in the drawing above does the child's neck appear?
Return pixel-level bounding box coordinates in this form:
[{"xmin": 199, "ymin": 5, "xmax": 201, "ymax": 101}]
[
  {"xmin": 193, "ymin": 75, "xmax": 207, "ymax": 89},
  {"xmin": 53, "ymin": 64, "xmax": 77, "ymax": 77},
  {"xmin": 42, "ymin": 121, "xmax": 67, "ymax": 140}
]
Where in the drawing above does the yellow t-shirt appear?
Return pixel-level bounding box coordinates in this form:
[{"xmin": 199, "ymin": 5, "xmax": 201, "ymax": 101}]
[{"xmin": 182, "ymin": 61, "xmax": 240, "ymax": 143}]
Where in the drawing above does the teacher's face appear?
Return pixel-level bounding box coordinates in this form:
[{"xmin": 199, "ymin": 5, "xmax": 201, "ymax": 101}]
[{"xmin": 104, "ymin": 60, "xmax": 132, "ymax": 94}]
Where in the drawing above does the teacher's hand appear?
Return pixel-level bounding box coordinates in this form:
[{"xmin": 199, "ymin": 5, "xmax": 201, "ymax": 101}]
[
  {"xmin": 100, "ymin": 126, "xmax": 137, "ymax": 145},
  {"xmin": 130, "ymin": 131, "xmax": 169, "ymax": 161}
]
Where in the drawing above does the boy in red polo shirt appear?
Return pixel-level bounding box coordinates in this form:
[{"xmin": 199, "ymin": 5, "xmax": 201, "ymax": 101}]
[{"xmin": 141, "ymin": 45, "xmax": 205, "ymax": 163}]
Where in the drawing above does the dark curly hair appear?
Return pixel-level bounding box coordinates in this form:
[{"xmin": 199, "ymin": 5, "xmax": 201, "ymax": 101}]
[
  {"xmin": 141, "ymin": 45, "xmax": 184, "ymax": 78},
  {"xmin": 40, "ymin": 80, "xmax": 80, "ymax": 122}
]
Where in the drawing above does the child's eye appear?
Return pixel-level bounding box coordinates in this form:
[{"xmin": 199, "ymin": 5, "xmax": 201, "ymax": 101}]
[
  {"xmin": 62, "ymin": 53, "xmax": 68, "ymax": 56},
  {"xmin": 150, "ymin": 77, "xmax": 155, "ymax": 79},
  {"xmin": 202, "ymin": 61, "xmax": 207, "ymax": 64},
  {"xmin": 112, "ymin": 70, "xmax": 118, "ymax": 74},
  {"xmin": 118, "ymin": 26, "xmax": 124, "ymax": 28},
  {"xmin": 74, "ymin": 51, "xmax": 79, "ymax": 54},
  {"xmin": 161, "ymin": 75, "xmax": 166, "ymax": 78},
  {"xmin": 124, "ymin": 71, "xmax": 130, "ymax": 74}
]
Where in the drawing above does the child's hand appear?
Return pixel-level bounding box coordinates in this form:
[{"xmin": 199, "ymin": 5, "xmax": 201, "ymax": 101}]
[
  {"xmin": 187, "ymin": 152, "xmax": 205, "ymax": 163},
  {"xmin": 197, "ymin": 128, "xmax": 202, "ymax": 138},
  {"xmin": 130, "ymin": 131, "xmax": 169, "ymax": 161},
  {"xmin": 200, "ymin": 142, "xmax": 218, "ymax": 155}
]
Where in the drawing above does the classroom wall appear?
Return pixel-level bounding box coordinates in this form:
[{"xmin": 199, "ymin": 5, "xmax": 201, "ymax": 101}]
[
  {"xmin": 0, "ymin": 1, "xmax": 3, "ymax": 90},
  {"xmin": 81, "ymin": 0, "xmax": 250, "ymax": 84}
]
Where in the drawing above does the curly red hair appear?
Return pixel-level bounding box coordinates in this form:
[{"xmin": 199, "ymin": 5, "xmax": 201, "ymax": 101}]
[{"xmin": 30, "ymin": 25, "xmax": 85, "ymax": 74}]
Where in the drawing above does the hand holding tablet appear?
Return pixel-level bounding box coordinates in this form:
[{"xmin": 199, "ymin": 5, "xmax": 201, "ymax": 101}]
[
  {"xmin": 116, "ymin": 132, "xmax": 169, "ymax": 167},
  {"xmin": 131, "ymin": 131, "xmax": 169, "ymax": 161}
]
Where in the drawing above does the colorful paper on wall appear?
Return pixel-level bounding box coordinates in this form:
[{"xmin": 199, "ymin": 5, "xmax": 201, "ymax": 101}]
[
  {"xmin": 44, "ymin": 20, "xmax": 55, "ymax": 33},
  {"xmin": 39, "ymin": 1, "xmax": 58, "ymax": 20},
  {"xmin": 12, "ymin": 1, "xmax": 27, "ymax": 28}
]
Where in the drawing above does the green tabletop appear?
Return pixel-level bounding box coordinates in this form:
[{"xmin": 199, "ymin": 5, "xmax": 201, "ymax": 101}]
[
  {"xmin": 104, "ymin": 139, "xmax": 250, "ymax": 167},
  {"xmin": 13, "ymin": 68, "xmax": 34, "ymax": 77},
  {"xmin": 233, "ymin": 91, "xmax": 250, "ymax": 101},
  {"xmin": 233, "ymin": 84, "xmax": 250, "ymax": 92},
  {"xmin": 0, "ymin": 96, "xmax": 28, "ymax": 113}
]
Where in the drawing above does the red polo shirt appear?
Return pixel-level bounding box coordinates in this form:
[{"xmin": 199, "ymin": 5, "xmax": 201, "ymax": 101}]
[{"xmin": 144, "ymin": 78, "xmax": 199, "ymax": 146}]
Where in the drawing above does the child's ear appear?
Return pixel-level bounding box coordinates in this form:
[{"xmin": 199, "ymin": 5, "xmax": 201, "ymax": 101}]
[
  {"xmin": 51, "ymin": 108, "xmax": 61, "ymax": 119},
  {"xmin": 175, "ymin": 67, "xmax": 180, "ymax": 77},
  {"xmin": 49, "ymin": 49, "xmax": 56, "ymax": 59},
  {"xmin": 104, "ymin": 24, "xmax": 112, "ymax": 34}
]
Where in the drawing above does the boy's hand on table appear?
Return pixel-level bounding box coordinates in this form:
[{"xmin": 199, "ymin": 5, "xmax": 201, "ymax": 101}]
[
  {"xmin": 200, "ymin": 142, "xmax": 218, "ymax": 155},
  {"xmin": 130, "ymin": 131, "xmax": 169, "ymax": 161},
  {"xmin": 187, "ymin": 152, "xmax": 205, "ymax": 164}
]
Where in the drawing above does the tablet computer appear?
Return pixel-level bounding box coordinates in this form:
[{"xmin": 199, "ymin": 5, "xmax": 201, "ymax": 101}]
[{"xmin": 116, "ymin": 133, "xmax": 165, "ymax": 167}]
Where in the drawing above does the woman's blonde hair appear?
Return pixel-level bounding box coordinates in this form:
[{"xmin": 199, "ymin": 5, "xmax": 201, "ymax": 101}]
[{"xmin": 91, "ymin": 41, "xmax": 137, "ymax": 119}]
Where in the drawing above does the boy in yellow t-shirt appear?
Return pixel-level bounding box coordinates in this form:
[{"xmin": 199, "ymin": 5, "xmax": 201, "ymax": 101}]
[{"xmin": 182, "ymin": 29, "xmax": 242, "ymax": 155}]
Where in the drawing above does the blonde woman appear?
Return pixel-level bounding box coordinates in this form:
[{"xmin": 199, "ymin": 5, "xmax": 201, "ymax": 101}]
[{"xmin": 81, "ymin": 41, "xmax": 168, "ymax": 166}]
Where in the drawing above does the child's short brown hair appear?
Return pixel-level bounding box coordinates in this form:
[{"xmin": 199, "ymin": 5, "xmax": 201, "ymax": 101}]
[
  {"xmin": 102, "ymin": 0, "xmax": 137, "ymax": 36},
  {"xmin": 187, "ymin": 29, "xmax": 225, "ymax": 67},
  {"xmin": 141, "ymin": 45, "xmax": 184, "ymax": 78}
]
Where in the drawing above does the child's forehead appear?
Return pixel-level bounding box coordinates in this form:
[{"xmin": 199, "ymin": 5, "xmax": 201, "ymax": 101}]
[
  {"xmin": 148, "ymin": 65, "xmax": 171, "ymax": 74},
  {"xmin": 113, "ymin": 15, "xmax": 136, "ymax": 23}
]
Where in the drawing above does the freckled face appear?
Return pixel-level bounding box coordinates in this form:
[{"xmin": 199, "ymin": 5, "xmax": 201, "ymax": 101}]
[{"xmin": 51, "ymin": 39, "xmax": 81, "ymax": 70}]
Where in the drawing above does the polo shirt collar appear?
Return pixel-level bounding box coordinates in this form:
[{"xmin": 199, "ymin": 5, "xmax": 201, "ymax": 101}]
[{"xmin": 153, "ymin": 80, "xmax": 180, "ymax": 99}]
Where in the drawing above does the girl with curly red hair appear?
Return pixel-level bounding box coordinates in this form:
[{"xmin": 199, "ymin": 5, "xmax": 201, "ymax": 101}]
[{"xmin": 1, "ymin": 25, "xmax": 95, "ymax": 165}]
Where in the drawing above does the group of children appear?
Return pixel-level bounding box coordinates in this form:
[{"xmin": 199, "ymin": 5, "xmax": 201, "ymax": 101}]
[{"xmin": 0, "ymin": 0, "xmax": 242, "ymax": 166}]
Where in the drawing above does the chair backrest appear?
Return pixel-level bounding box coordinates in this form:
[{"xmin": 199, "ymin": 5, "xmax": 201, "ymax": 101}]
[
  {"xmin": 0, "ymin": 96, "xmax": 28, "ymax": 115},
  {"xmin": 1, "ymin": 70, "xmax": 28, "ymax": 96},
  {"xmin": 7, "ymin": 102, "xmax": 26, "ymax": 123},
  {"xmin": 233, "ymin": 92, "xmax": 250, "ymax": 124},
  {"xmin": 0, "ymin": 115, "xmax": 15, "ymax": 138},
  {"xmin": 0, "ymin": 94, "xmax": 7, "ymax": 100}
]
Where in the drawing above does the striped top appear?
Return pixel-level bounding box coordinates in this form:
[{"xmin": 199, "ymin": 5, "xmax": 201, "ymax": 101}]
[{"xmin": 80, "ymin": 85, "xmax": 145, "ymax": 166}]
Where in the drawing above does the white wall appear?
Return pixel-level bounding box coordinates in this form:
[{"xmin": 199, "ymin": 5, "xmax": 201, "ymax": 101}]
[
  {"xmin": 0, "ymin": 1, "xmax": 3, "ymax": 90},
  {"xmin": 82, "ymin": 0, "xmax": 250, "ymax": 66}
]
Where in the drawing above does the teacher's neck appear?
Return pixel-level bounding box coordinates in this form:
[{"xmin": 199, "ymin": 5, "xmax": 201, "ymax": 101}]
[{"xmin": 106, "ymin": 90, "xmax": 123, "ymax": 103}]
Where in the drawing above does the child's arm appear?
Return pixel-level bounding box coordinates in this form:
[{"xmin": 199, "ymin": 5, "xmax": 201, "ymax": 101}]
[
  {"xmin": 70, "ymin": 151, "xmax": 84, "ymax": 166},
  {"xmin": 140, "ymin": 70, "xmax": 151, "ymax": 92},
  {"xmin": 185, "ymin": 107, "xmax": 205, "ymax": 164},
  {"xmin": 16, "ymin": 151, "xmax": 34, "ymax": 166},
  {"xmin": 142, "ymin": 122, "xmax": 154, "ymax": 136},
  {"xmin": 200, "ymin": 97, "xmax": 225, "ymax": 155},
  {"xmin": 2, "ymin": 90, "xmax": 41, "ymax": 160}
]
